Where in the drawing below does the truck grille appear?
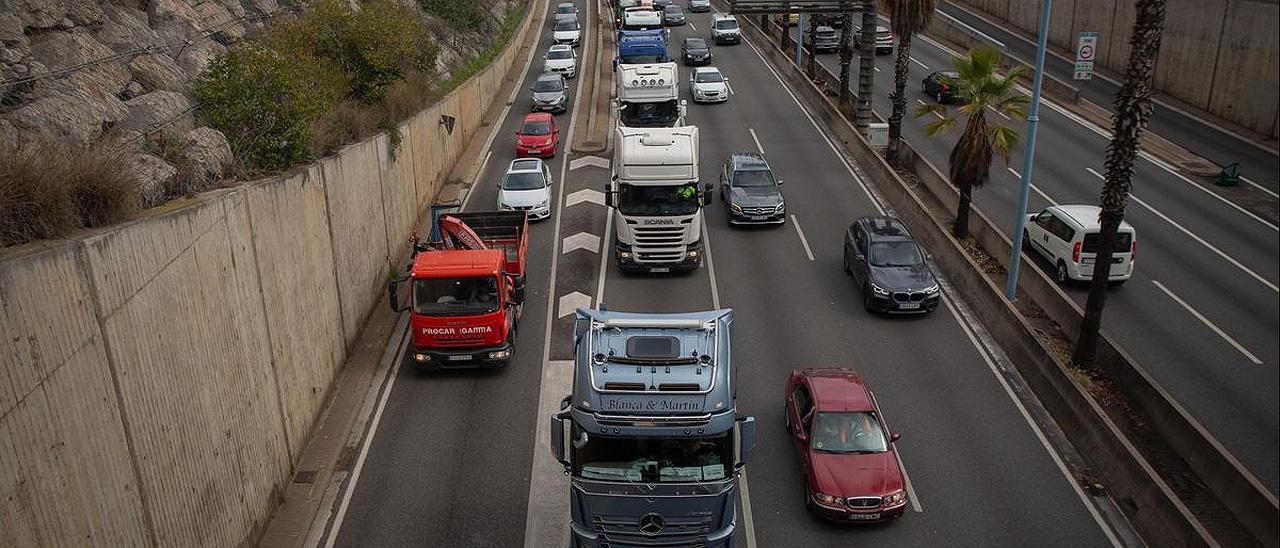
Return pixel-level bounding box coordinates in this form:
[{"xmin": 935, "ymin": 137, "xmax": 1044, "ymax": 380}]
[
  {"xmin": 892, "ymin": 291, "xmax": 924, "ymax": 303},
  {"xmin": 632, "ymin": 225, "xmax": 687, "ymax": 263},
  {"xmin": 432, "ymin": 337, "xmax": 485, "ymax": 347},
  {"xmin": 592, "ymin": 513, "xmax": 712, "ymax": 547}
]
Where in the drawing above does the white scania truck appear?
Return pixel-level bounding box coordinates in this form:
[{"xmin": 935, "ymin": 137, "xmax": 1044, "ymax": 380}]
[
  {"xmin": 616, "ymin": 62, "xmax": 686, "ymax": 128},
  {"xmin": 606, "ymin": 126, "xmax": 711, "ymax": 273}
]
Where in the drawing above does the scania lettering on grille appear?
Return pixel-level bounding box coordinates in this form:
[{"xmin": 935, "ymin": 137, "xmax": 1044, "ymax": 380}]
[
  {"xmin": 642, "ymin": 219, "xmax": 678, "ymax": 225},
  {"xmin": 423, "ymin": 326, "xmax": 493, "ymax": 336}
]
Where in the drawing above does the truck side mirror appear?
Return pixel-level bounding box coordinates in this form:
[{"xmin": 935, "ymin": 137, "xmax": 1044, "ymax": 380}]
[
  {"xmin": 550, "ymin": 411, "xmax": 570, "ymax": 468},
  {"xmin": 735, "ymin": 416, "xmax": 756, "ymax": 470},
  {"xmin": 603, "ymin": 183, "xmax": 614, "ymax": 207},
  {"xmin": 701, "ymin": 183, "xmax": 713, "ymax": 206},
  {"xmin": 387, "ymin": 278, "xmax": 410, "ymax": 313}
]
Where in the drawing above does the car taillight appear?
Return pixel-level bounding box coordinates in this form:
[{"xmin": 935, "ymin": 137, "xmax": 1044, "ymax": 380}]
[{"xmin": 1072, "ymin": 241, "xmax": 1081, "ymax": 263}]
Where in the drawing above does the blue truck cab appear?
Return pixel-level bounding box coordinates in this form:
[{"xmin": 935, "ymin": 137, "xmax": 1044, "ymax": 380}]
[
  {"xmin": 617, "ymin": 29, "xmax": 670, "ymax": 65},
  {"xmin": 550, "ymin": 308, "xmax": 756, "ymax": 547}
]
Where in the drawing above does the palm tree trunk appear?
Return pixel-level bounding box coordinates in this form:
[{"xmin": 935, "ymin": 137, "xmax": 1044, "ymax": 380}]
[
  {"xmin": 838, "ymin": 13, "xmax": 853, "ymax": 105},
  {"xmin": 805, "ymin": 15, "xmax": 818, "ymax": 78},
  {"xmin": 1073, "ymin": 0, "xmax": 1168, "ymax": 367},
  {"xmin": 953, "ymin": 181, "xmax": 972, "ymax": 239},
  {"xmin": 854, "ymin": 0, "xmax": 877, "ymax": 136},
  {"xmin": 887, "ymin": 33, "xmax": 912, "ymax": 162}
]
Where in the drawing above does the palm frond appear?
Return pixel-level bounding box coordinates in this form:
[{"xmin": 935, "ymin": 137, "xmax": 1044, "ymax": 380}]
[
  {"xmin": 988, "ymin": 125, "xmax": 1023, "ymax": 163},
  {"xmin": 922, "ymin": 116, "xmax": 958, "ymax": 137},
  {"xmin": 914, "ymin": 102, "xmax": 947, "ymax": 118}
]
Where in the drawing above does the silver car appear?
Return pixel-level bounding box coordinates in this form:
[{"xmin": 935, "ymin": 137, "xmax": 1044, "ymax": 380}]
[{"xmin": 530, "ymin": 73, "xmax": 568, "ymax": 114}]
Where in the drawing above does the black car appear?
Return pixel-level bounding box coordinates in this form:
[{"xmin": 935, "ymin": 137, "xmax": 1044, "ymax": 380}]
[
  {"xmin": 806, "ymin": 25, "xmax": 839, "ymax": 53},
  {"xmin": 922, "ymin": 71, "xmax": 964, "ymax": 104},
  {"xmin": 720, "ymin": 152, "xmax": 785, "ymax": 225},
  {"xmin": 843, "ymin": 216, "xmax": 940, "ymax": 313},
  {"xmin": 662, "ymin": 5, "xmax": 686, "ymax": 26},
  {"xmin": 682, "ymin": 37, "xmax": 712, "ymax": 66}
]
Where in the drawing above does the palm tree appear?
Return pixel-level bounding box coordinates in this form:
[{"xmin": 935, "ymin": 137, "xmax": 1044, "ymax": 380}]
[
  {"xmin": 838, "ymin": 13, "xmax": 853, "ymax": 105},
  {"xmin": 805, "ymin": 14, "xmax": 819, "ymax": 78},
  {"xmin": 915, "ymin": 46, "xmax": 1028, "ymax": 239},
  {"xmin": 1073, "ymin": 0, "xmax": 1168, "ymax": 367},
  {"xmin": 853, "ymin": 0, "xmax": 878, "ymax": 135},
  {"xmin": 884, "ymin": 0, "xmax": 938, "ymax": 161}
]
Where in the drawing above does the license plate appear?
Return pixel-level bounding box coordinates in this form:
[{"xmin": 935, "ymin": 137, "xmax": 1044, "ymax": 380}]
[
  {"xmin": 750, "ymin": 215, "xmax": 769, "ymax": 221},
  {"xmin": 848, "ymin": 513, "xmax": 880, "ymax": 521},
  {"xmin": 1081, "ymin": 257, "xmax": 1095, "ymax": 264},
  {"xmin": 528, "ymin": 148, "xmax": 540, "ymax": 153},
  {"xmin": 649, "ymin": 267, "xmax": 671, "ymax": 273},
  {"xmin": 448, "ymin": 354, "xmax": 473, "ymax": 361},
  {"xmin": 899, "ymin": 302, "xmax": 920, "ymax": 309}
]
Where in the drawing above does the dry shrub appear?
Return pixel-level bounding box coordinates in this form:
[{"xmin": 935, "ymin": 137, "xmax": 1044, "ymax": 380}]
[{"xmin": 0, "ymin": 141, "xmax": 139, "ymax": 247}]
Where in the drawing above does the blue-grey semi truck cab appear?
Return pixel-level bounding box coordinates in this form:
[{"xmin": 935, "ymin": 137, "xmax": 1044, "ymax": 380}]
[{"xmin": 550, "ymin": 308, "xmax": 756, "ymax": 547}]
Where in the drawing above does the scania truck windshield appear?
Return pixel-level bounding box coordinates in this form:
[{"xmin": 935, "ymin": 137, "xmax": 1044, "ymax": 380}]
[{"xmin": 617, "ymin": 183, "xmax": 700, "ymax": 216}]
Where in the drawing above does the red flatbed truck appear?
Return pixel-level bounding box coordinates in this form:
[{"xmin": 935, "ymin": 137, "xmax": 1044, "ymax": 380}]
[{"xmin": 389, "ymin": 211, "xmax": 528, "ymax": 369}]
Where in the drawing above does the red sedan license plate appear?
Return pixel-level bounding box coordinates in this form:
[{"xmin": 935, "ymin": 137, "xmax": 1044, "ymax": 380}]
[{"xmin": 849, "ymin": 513, "xmax": 880, "ymax": 521}]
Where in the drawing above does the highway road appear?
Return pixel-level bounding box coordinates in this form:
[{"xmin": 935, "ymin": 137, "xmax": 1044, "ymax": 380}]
[
  {"xmin": 325, "ymin": 2, "xmax": 1131, "ymax": 546},
  {"xmin": 795, "ymin": 13, "xmax": 1280, "ymax": 496}
]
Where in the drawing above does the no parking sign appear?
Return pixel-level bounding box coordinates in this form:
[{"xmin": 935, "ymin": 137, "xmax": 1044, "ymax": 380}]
[{"xmin": 1075, "ymin": 32, "xmax": 1099, "ymax": 80}]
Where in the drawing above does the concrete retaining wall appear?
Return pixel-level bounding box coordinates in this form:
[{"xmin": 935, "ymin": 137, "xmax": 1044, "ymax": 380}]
[
  {"xmin": 950, "ymin": 0, "xmax": 1280, "ymax": 139},
  {"xmin": 0, "ymin": 2, "xmax": 541, "ymax": 545}
]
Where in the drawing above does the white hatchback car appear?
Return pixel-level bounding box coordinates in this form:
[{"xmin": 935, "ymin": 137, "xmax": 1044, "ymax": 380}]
[
  {"xmin": 1023, "ymin": 204, "xmax": 1136, "ymax": 283},
  {"xmin": 498, "ymin": 158, "xmax": 553, "ymax": 220},
  {"xmin": 690, "ymin": 66, "xmax": 728, "ymax": 103},
  {"xmin": 544, "ymin": 44, "xmax": 577, "ymax": 78}
]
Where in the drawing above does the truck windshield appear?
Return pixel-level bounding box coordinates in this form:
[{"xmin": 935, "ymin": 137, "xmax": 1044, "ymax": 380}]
[
  {"xmin": 619, "ymin": 101, "xmax": 679, "ymax": 127},
  {"xmin": 573, "ymin": 429, "xmax": 733, "ymax": 482},
  {"xmin": 618, "ymin": 183, "xmax": 699, "ymax": 216},
  {"xmin": 413, "ymin": 277, "xmax": 500, "ymax": 316},
  {"xmin": 620, "ymin": 53, "xmax": 667, "ymax": 64},
  {"xmin": 811, "ymin": 412, "xmax": 889, "ymax": 454}
]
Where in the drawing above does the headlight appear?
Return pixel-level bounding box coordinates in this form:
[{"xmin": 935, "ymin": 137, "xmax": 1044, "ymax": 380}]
[
  {"xmin": 619, "ymin": 251, "xmax": 633, "ymax": 260},
  {"xmin": 686, "ymin": 250, "xmax": 699, "ymax": 258},
  {"xmin": 488, "ymin": 349, "xmax": 511, "ymax": 360},
  {"xmin": 884, "ymin": 490, "xmax": 907, "ymax": 505},
  {"xmin": 538, "ymin": 199, "xmax": 549, "ymax": 208},
  {"xmin": 812, "ymin": 492, "xmax": 841, "ymax": 506},
  {"xmin": 773, "ymin": 202, "xmax": 786, "ymax": 213},
  {"xmin": 414, "ymin": 353, "xmax": 430, "ymax": 362},
  {"xmin": 923, "ymin": 284, "xmax": 939, "ymax": 294},
  {"xmin": 870, "ymin": 283, "xmax": 890, "ymax": 296},
  {"xmin": 729, "ymin": 203, "xmax": 742, "ymax": 213}
]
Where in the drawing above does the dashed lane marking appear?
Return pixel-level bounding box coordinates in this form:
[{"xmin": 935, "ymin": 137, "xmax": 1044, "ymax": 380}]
[
  {"xmin": 569, "ymin": 155, "xmax": 611, "ymax": 170},
  {"xmin": 565, "ymin": 188, "xmax": 606, "ymax": 208},
  {"xmin": 562, "ymin": 232, "xmax": 601, "ymax": 254},
  {"xmin": 558, "ymin": 291, "xmax": 593, "ymax": 319}
]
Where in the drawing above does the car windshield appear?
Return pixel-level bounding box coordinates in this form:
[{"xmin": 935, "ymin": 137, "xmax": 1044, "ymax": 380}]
[
  {"xmin": 547, "ymin": 48, "xmax": 573, "ymax": 60},
  {"xmin": 664, "ymin": 6, "xmax": 681, "ymax": 14},
  {"xmin": 533, "ymin": 78, "xmax": 563, "ymax": 92},
  {"xmin": 811, "ymin": 412, "xmax": 889, "ymax": 454},
  {"xmin": 503, "ymin": 171, "xmax": 546, "ymax": 190},
  {"xmin": 620, "ymin": 53, "xmax": 667, "ymax": 64},
  {"xmin": 732, "ymin": 170, "xmax": 775, "ymax": 187},
  {"xmin": 714, "ymin": 19, "xmax": 737, "ymax": 30},
  {"xmin": 693, "ymin": 70, "xmax": 723, "ymax": 83},
  {"xmin": 1082, "ymin": 232, "xmax": 1133, "ymax": 253},
  {"xmin": 412, "ymin": 277, "xmax": 499, "ymax": 316},
  {"xmin": 520, "ymin": 121, "xmax": 551, "ymax": 135},
  {"xmin": 618, "ymin": 183, "xmax": 700, "ymax": 216},
  {"xmin": 554, "ymin": 21, "xmax": 578, "ymax": 31},
  {"xmin": 619, "ymin": 101, "xmax": 679, "ymax": 127},
  {"xmin": 869, "ymin": 241, "xmax": 923, "ymax": 267},
  {"xmin": 685, "ymin": 39, "xmax": 706, "ymax": 49},
  {"xmin": 557, "ymin": 4, "xmax": 575, "ymax": 13},
  {"xmin": 573, "ymin": 429, "xmax": 733, "ymax": 483}
]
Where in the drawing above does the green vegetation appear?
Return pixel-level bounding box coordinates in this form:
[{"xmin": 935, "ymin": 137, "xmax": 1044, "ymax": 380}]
[
  {"xmin": 419, "ymin": 0, "xmax": 487, "ymax": 31},
  {"xmin": 439, "ymin": 5, "xmax": 527, "ymax": 94},
  {"xmin": 1, "ymin": 141, "xmax": 139, "ymax": 246}
]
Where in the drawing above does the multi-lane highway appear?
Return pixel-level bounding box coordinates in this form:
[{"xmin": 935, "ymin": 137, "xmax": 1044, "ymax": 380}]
[
  {"xmin": 325, "ymin": 2, "xmax": 1134, "ymax": 545},
  {"xmin": 797, "ymin": 14, "xmax": 1279, "ymax": 496}
]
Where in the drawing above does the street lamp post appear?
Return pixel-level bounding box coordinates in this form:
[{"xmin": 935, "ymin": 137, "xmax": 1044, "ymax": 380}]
[{"xmin": 1005, "ymin": 0, "xmax": 1053, "ymax": 301}]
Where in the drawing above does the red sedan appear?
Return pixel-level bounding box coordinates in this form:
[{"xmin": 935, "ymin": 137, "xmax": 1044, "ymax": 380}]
[
  {"xmin": 784, "ymin": 367, "xmax": 908, "ymax": 523},
  {"xmin": 514, "ymin": 113, "xmax": 559, "ymax": 158}
]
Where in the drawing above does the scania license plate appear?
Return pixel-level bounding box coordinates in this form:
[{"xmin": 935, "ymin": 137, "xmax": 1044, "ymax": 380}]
[
  {"xmin": 649, "ymin": 267, "xmax": 671, "ymax": 273},
  {"xmin": 898, "ymin": 302, "xmax": 920, "ymax": 310},
  {"xmin": 448, "ymin": 354, "xmax": 473, "ymax": 361},
  {"xmin": 848, "ymin": 513, "xmax": 880, "ymax": 521}
]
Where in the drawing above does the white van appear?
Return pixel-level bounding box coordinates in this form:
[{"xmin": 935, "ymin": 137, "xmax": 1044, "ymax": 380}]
[
  {"xmin": 1023, "ymin": 205, "xmax": 1136, "ymax": 284},
  {"xmin": 710, "ymin": 14, "xmax": 740, "ymax": 44}
]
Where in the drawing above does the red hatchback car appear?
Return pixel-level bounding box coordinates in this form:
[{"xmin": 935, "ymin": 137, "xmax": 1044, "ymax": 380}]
[
  {"xmin": 784, "ymin": 367, "xmax": 908, "ymax": 523},
  {"xmin": 515, "ymin": 112, "xmax": 559, "ymax": 158}
]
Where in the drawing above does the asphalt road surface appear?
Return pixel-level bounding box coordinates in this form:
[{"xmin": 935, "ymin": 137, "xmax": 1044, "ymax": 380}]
[
  {"xmin": 796, "ymin": 14, "xmax": 1279, "ymax": 496},
  {"xmin": 327, "ymin": 3, "xmax": 1132, "ymax": 546}
]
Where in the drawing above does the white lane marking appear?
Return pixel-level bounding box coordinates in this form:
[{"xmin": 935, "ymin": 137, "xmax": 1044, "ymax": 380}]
[
  {"xmin": 558, "ymin": 291, "xmax": 593, "ymax": 318},
  {"xmin": 689, "ymin": 22, "xmax": 697, "ymax": 31},
  {"xmin": 562, "ymin": 232, "xmax": 601, "ymax": 254},
  {"xmin": 565, "ymin": 188, "xmax": 605, "ymax": 207},
  {"xmin": 873, "ymin": 65, "xmax": 880, "ymax": 72},
  {"xmin": 916, "ymin": 33, "xmax": 1279, "ymax": 233},
  {"xmin": 910, "ymin": 56, "xmax": 928, "ymax": 70},
  {"xmin": 726, "ymin": 79, "xmax": 735, "ymax": 95},
  {"xmin": 1006, "ymin": 167, "xmax": 1059, "ymax": 205},
  {"xmin": 748, "ymin": 128, "xmax": 765, "ymax": 153},
  {"xmin": 596, "ymin": 207, "xmax": 613, "ymax": 302},
  {"xmin": 1151, "ymin": 281, "xmax": 1263, "ymax": 365},
  {"xmin": 700, "ymin": 215, "xmax": 744, "ymax": 543},
  {"xmin": 1239, "ymin": 175, "xmax": 1279, "ymax": 198},
  {"xmin": 527, "ymin": 0, "xmax": 593, "ymax": 542},
  {"xmin": 893, "ymin": 449, "xmax": 923, "ymax": 513},
  {"xmin": 1085, "ymin": 168, "xmax": 1279, "ymax": 293},
  {"xmin": 569, "ymin": 155, "xmax": 611, "ymax": 170},
  {"xmin": 738, "ymin": 471, "xmax": 760, "ymax": 547},
  {"xmin": 1008, "ymin": 167, "xmax": 1019, "ymax": 178},
  {"xmin": 789, "ymin": 214, "xmax": 815, "ymax": 261},
  {"xmin": 323, "ymin": 318, "xmax": 409, "ymax": 548},
  {"xmin": 701, "ymin": 216, "xmax": 723, "ymax": 311},
  {"xmin": 941, "ymin": 296, "xmax": 1123, "ymax": 547},
  {"xmin": 916, "ymin": 98, "xmax": 944, "ymax": 120},
  {"xmin": 989, "ymin": 106, "xmax": 1011, "ymax": 120}
]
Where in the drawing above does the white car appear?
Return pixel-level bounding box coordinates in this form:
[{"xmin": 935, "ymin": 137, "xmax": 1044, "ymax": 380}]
[
  {"xmin": 710, "ymin": 14, "xmax": 740, "ymax": 44},
  {"xmin": 1023, "ymin": 204, "xmax": 1136, "ymax": 284},
  {"xmin": 498, "ymin": 158, "xmax": 554, "ymax": 220},
  {"xmin": 543, "ymin": 44, "xmax": 577, "ymax": 78},
  {"xmin": 553, "ymin": 18, "xmax": 582, "ymax": 47},
  {"xmin": 690, "ymin": 66, "xmax": 728, "ymax": 103}
]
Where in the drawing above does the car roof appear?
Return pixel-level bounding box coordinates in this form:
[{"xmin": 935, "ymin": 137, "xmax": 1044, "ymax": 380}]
[
  {"xmin": 857, "ymin": 216, "xmax": 914, "ymax": 241},
  {"xmin": 508, "ymin": 158, "xmax": 544, "ymax": 172},
  {"xmin": 535, "ymin": 73, "xmax": 564, "ymax": 83},
  {"xmin": 684, "ymin": 37, "xmax": 706, "ymax": 45},
  {"xmin": 1051, "ymin": 205, "xmax": 1135, "ymax": 232},
  {"xmin": 727, "ymin": 151, "xmax": 769, "ymax": 171},
  {"xmin": 801, "ymin": 368, "xmax": 876, "ymax": 412},
  {"xmin": 692, "ymin": 66, "xmax": 720, "ymax": 73},
  {"xmin": 712, "ymin": 13, "xmax": 734, "ymax": 20},
  {"xmin": 521, "ymin": 112, "xmax": 553, "ymax": 124}
]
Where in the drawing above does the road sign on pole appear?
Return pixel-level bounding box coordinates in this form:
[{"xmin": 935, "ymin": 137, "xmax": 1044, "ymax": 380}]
[{"xmin": 1074, "ymin": 31, "xmax": 1098, "ymax": 80}]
